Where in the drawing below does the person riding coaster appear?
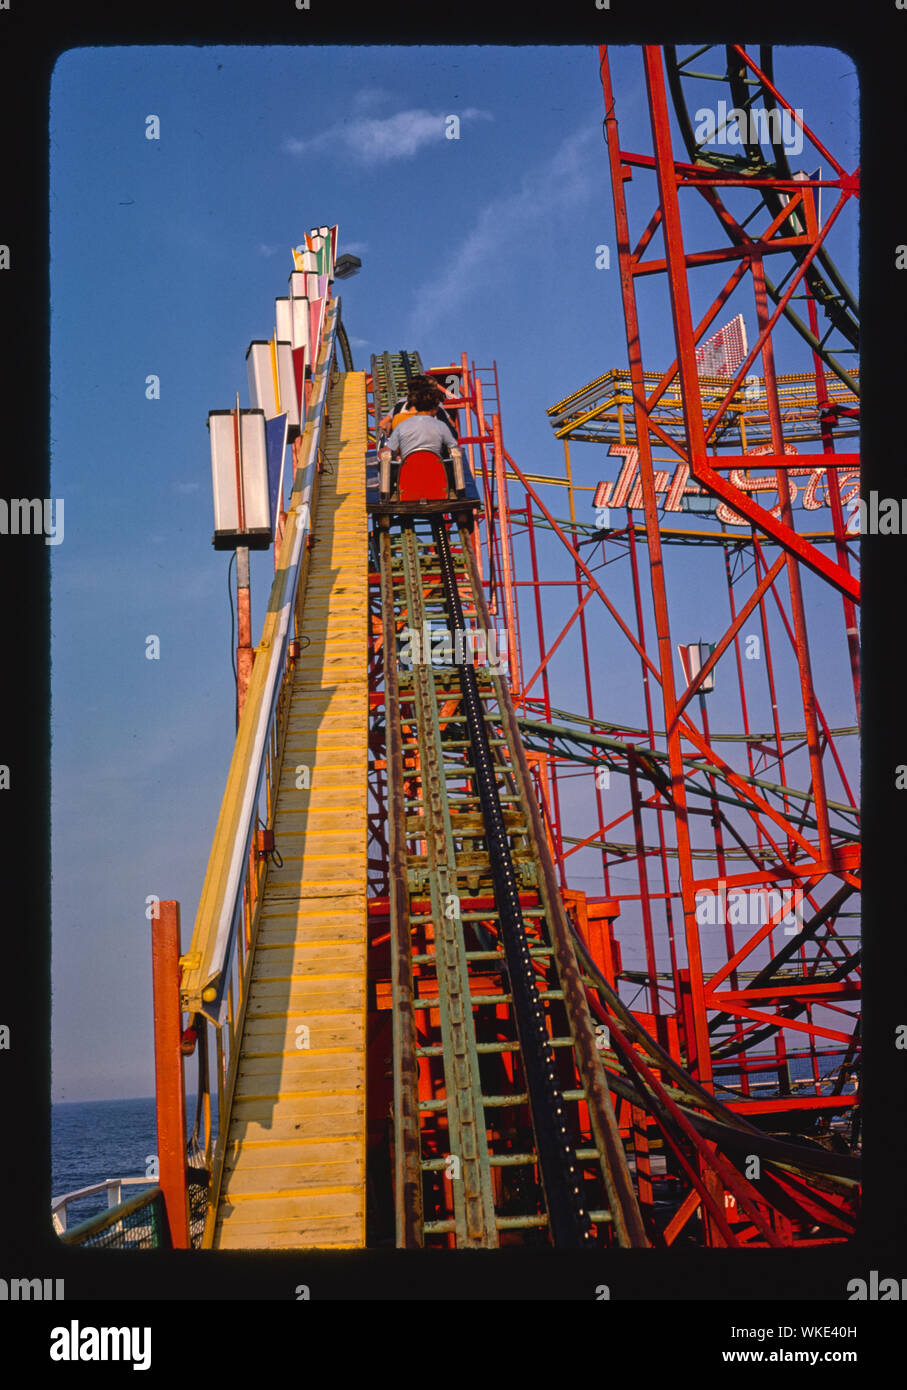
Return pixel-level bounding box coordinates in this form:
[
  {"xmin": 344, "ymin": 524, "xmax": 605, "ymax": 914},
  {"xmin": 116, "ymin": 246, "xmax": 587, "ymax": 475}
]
[
  {"xmin": 378, "ymin": 372, "xmax": 459, "ymax": 438},
  {"xmin": 378, "ymin": 377, "xmax": 466, "ymax": 502}
]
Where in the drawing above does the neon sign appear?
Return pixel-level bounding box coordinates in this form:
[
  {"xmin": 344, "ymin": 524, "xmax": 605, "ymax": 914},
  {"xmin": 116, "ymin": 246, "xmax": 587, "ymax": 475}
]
[{"xmin": 592, "ymin": 444, "xmax": 860, "ymax": 527}]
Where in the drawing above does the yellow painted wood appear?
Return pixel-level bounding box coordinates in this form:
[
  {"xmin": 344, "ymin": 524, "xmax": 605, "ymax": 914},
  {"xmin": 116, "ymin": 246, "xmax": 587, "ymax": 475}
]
[
  {"xmin": 258, "ymin": 898, "xmax": 365, "ymax": 924},
  {"xmin": 214, "ymin": 370, "xmax": 369, "ymax": 1251},
  {"xmin": 241, "ymin": 1014, "xmax": 364, "ymax": 1050},
  {"xmin": 235, "ymin": 1055, "xmax": 365, "ymax": 1087},
  {"xmin": 275, "ymin": 766, "xmax": 364, "ymax": 792},
  {"xmin": 243, "ymin": 976, "xmax": 364, "ymax": 1011},
  {"xmin": 221, "ymin": 1158, "xmax": 362, "ymax": 1196},
  {"xmin": 229, "ymin": 1091, "xmax": 362, "ymax": 1134},
  {"xmin": 224, "ymin": 1138, "xmax": 363, "ymax": 1167},
  {"xmin": 251, "ymin": 942, "xmax": 365, "ymax": 977}
]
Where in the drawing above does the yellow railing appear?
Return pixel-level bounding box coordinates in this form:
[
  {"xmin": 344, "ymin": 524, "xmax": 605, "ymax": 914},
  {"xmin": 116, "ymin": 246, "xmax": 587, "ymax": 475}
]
[
  {"xmin": 176, "ymin": 298, "xmax": 340, "ymax": 1195},
  {"xmin": 547, "ymin": 367, "xmax": 860, "ymax": 440}
]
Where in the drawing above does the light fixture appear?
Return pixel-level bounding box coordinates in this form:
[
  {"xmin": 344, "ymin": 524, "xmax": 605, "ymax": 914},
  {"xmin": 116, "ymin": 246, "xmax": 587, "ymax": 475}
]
[{"xmin": 333, "ymin": 253, "xmax": 361, "ymax": 279}]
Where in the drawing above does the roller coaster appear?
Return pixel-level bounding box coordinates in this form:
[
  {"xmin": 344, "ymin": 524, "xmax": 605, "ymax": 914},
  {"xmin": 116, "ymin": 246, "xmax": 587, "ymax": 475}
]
[{"xmin": 55, "ymin": 44, "xmax": 860, "ymax": 1255}]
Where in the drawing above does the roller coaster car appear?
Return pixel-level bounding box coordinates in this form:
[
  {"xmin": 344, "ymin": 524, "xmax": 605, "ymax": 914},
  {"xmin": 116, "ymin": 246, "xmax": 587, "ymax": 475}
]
[{"xmin": 366, "ymin": 441, "xmax": 483, "ymax": 527}]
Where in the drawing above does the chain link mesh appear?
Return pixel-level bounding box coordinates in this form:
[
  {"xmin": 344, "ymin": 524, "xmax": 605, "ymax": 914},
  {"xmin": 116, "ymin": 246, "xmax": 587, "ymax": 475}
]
[{"xmin": 63, "ymin": 1188, "xmax": 169, "ymax": 1250}]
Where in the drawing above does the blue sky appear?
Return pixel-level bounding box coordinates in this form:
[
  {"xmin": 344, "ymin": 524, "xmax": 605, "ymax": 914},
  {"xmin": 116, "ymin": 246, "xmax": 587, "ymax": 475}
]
[{"xmin": 50, "ymin": 45, "xmax": 859, "ymax": 1102}]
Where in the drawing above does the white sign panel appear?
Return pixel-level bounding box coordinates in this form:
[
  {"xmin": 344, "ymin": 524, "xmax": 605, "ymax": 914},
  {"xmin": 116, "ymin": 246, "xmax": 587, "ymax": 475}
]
[
  {"xmin": 208, "ymin": 408, "xmax": 272, "ymax": 549},
  {"xmin": 275, "ymin": 297, "xmax": 292, "ymax": 343},
  {"xmin": 246, "ymin": 340, "xmax": 300, "ymax": 433},
  {"xmin": 291, "ymin": 298, "xmax": 310, "ymax": 357}
]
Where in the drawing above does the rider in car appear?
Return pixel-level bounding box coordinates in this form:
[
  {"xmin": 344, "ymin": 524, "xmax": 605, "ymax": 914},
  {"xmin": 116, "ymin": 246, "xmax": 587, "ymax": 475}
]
[{"xmin": 379, "ymin": 374, "xmax": 459, "ymax": 439}]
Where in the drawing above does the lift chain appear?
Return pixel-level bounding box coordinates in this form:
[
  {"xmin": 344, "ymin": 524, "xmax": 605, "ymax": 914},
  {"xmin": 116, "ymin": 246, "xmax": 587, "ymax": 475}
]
[{"xmin": 432, "ymin": 516, "xmax": 594, "ymax": 1247}]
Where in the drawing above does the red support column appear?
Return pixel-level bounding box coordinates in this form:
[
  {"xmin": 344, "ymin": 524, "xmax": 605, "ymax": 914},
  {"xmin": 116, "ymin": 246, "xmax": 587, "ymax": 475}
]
[
  {"xmin": 525, "ymin": 500, "xmax": 568, "ymax": 883},
  {"xmin": 151, "ymin": 900, "xmax": 189, "ymax": 1249},
  {"xmin": 601, "ymin": 44, "xmax": 714, "ymax": 1085},
  {"xmin": 627, "ymin": 521, "xmax": 681, "ymax": 1005},
  {"xmin": 805, "ymin": 289, "xmax": 861, "ymax": 722},
  {"xmin": 750, "ymin": 257, "xmax": 833, "ymax": 864},
  {"xmin": 627, "ymin": 745, "xmax": 660, "ymax": 1016},
  {"xmin": 492, "ymin": 412, "xmax": 520, "ymax": 696}
]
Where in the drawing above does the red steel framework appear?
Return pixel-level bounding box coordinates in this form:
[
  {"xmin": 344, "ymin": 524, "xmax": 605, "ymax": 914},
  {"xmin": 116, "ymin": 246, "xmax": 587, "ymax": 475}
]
[
  {"xmin": 144, "ymin": 54, "xmax": 861, "ymax": 1249},
  {"xmin": 591, "ymin": 42, "xmax": 860, "ymax": 1088},
  {"xmin": 364, "ymin": 44, "xmax": 860, "ymax": 1246}
]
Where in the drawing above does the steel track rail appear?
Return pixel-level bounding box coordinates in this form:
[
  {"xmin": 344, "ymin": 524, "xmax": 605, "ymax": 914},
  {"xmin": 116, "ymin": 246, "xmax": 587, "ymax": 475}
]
[
  {"xmin": 432, "ymin": 517, "xmax": 596, "ymax": 1247},
  {"xmin": 454, "ymin": 522, "xmax": 649, "ymax": 1249},
  {"xmin": 371, "ymin": 350, "xmax": 425, "ymax": 425},
  {"xmin": 399, "ymin": 523, "xmax": 500, "ymax": 1246},
  {"xmin": 380, "ymin": 519, "xmax": 626, "ymax": 1244},
  {"xmin": 379, "ymin": 523, "xmax": 424, "ymax": 1248},
  {"xmin": 381, "ymin": 521, "xmax": 535, "ymax": 1244}
]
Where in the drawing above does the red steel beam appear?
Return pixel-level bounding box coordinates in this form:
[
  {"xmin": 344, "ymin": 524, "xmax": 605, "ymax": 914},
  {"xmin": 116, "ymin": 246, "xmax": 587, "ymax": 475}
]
[
  {"xmin": 597, "ymin": 44, "xmax": 860, "ymax": 1114},
  {"xmin": 602, "ymin": 44, "xmax": 714, "ymax": 1084}
]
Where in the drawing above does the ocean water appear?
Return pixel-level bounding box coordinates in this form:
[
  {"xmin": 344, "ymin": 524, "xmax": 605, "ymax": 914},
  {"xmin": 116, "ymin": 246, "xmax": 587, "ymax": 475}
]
[{"xmin": 52, "ymin": 1094, "xmax": 209, "ymax": 1232}]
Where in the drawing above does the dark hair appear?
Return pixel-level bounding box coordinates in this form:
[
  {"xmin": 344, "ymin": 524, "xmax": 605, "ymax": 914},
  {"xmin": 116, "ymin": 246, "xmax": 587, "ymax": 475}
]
[{"xmin": 408, "ymin": 380, "xmax": 443, "ymax": 412}]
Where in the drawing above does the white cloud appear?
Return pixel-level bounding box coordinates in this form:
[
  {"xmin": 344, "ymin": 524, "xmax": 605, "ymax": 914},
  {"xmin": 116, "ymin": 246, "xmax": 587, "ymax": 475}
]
[
  {"xmin": 174, "ymin": 481, "xmax": 201, "ymax": 493},
  {"xmin": 352, "ymin": 87, "xmax": 392, "ymax": 112},
  {"xmin": 257, "ymin": 243, "xmax": 280, "ymax": 256},
  {"xmin": 284, "ymin": 107, "xmax": 492, "ymax": 164},
  {"xmin": 405, "ymin": 120, "xmax": 600, "ymax": 339}
]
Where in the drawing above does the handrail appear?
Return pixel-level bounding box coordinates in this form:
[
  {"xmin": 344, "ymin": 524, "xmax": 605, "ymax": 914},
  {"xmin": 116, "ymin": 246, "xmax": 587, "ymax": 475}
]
[
  {"xmin": 547, "ymin": 365, "xmax": 860, "ymax": 417},
  {"xmin": 180, "ymin": 297, "xmax": 341, "ymax": 1017},
  {"xmin": 57, "ymin": 1186, "xmax": 166, "ymax": 1246},
  {"xmin": 51, "ymin": 1176, "xmax": 156, "ymax": 1234}
]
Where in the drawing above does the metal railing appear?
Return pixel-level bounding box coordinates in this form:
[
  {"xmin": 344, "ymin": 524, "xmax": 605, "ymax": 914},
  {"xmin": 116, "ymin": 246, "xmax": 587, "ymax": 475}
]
[
  {"xmin": 546, "ymin": 366, "xmax": 861, "ymax": 442},
  {"xmin": 174, "ymin": 296, "xmax": 341, "ymax": 1239},
  {"xmin": 54, "ymin": 1182, "xmax": 168, "ymax": 1248},
  {"xmin": 52, "ymin": 1176, "xmax": 156, "ymax": 1235}
]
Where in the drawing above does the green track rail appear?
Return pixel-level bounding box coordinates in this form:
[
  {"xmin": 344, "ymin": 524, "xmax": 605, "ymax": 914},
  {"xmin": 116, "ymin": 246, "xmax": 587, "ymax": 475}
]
[{"xmin": 378, "ymin": 515, "xmax": 646, "ymax": 1248}]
